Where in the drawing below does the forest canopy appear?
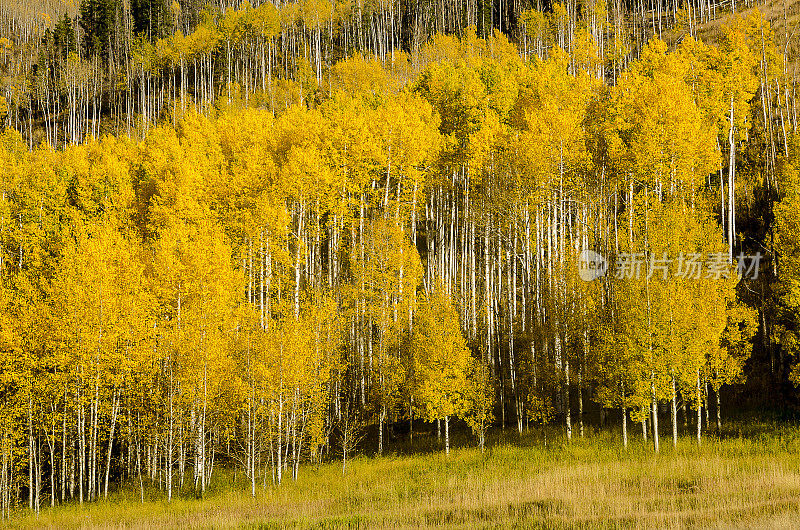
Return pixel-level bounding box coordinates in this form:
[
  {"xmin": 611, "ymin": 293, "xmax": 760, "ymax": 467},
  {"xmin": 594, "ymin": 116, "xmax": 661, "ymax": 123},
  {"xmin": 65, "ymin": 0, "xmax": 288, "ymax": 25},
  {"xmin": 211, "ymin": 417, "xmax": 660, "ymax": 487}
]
[{"xmin": 1, "ymin": 0, "xmax": 799, "ymax": 518}]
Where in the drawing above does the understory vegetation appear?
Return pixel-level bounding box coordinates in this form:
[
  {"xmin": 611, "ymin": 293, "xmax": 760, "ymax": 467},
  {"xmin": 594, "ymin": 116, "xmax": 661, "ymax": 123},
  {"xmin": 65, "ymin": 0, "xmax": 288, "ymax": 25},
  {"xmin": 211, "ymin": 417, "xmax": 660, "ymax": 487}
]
[{"xmin": 10, "ymin": 420, "xmax": 800, "ymax": 528}]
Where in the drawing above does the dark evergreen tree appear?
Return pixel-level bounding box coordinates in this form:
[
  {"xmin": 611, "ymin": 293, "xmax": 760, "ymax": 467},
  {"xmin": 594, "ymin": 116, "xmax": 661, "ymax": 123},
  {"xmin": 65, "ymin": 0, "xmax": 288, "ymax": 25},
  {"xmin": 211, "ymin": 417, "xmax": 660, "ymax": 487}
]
[
  {"xmin": 131, "ymin": 0, "xmax": 172, "ymax": 40},
  {"xmin": 53, "ymin": 14, "xmax": 77, "ymax": 60},
  {"xmin": 79, "ymin": 0, "xmax": 117, "ymax": 60}
]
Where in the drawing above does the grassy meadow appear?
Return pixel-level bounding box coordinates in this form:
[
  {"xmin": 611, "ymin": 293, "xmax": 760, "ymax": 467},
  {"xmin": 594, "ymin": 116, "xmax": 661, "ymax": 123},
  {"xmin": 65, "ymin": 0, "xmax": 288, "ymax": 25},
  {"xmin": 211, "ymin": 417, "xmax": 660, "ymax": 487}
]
[{"xmin": 7, "ymin": 420, "xmax": 800, "ymax": 529}]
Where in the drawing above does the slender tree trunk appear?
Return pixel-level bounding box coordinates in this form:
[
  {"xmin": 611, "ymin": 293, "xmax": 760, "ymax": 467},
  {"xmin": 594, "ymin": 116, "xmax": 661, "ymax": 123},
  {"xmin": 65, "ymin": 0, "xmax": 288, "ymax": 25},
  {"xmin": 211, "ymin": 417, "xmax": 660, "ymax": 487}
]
[
  {"xmin": 671, "ymin": 376, "xmax": 678, "ymax": 448},
  {"xmin": 565, "ymin": 359, "xmax": 571, "ymax": 441},
  {"xmin": 651, "ymin": 375, "xmax": 659, "ymax": 453},
  {"xmin": 696, "ymin": 371, "xmax": 702, "ymax": 445},
  {"xmin": 621, "ymin": 382, "xmax": 628, "ymax": 449},
  {"xmin": 104, "ymin": 391, "xmax": 119, "ymax": 499},
  {"xmin": 444, "ymin": 416, "xmax": 450, "ymax": 456}
]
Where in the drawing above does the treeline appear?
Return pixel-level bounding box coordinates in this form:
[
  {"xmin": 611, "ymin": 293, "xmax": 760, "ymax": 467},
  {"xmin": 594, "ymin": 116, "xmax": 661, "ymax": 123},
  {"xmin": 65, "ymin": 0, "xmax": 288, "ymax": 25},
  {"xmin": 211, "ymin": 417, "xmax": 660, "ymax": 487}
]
[
  {"xmin": 3, "ymin": 14, "xmax": 800, "ymax": 515},
  {"xmin": 1, "ymin": 0, "xmax": 783, "ymax": 149}
]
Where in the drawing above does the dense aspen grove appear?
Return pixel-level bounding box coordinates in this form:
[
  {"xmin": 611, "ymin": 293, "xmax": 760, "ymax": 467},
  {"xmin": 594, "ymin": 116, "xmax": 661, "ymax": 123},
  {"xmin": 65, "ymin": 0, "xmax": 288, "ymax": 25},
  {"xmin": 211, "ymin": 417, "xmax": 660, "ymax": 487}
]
[{"xmin": 2, "ymin": 0, "xmax": 800, "ymax": 519}]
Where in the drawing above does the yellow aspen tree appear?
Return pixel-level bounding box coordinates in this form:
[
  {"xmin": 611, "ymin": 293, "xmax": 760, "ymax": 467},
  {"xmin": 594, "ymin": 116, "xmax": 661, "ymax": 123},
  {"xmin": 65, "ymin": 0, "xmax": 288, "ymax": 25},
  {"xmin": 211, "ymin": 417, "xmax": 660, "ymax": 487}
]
[{"xmin": 411, "ymin": 284, "xmax": 477, "ymax": 455}]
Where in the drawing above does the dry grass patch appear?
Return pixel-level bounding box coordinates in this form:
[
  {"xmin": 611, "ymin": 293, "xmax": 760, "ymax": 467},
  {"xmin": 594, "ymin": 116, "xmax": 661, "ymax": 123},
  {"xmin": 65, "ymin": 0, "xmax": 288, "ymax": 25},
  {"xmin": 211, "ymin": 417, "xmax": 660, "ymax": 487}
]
[{"xmin": 9, "ymin": 426, "xmax": 800, "ymax": 528}]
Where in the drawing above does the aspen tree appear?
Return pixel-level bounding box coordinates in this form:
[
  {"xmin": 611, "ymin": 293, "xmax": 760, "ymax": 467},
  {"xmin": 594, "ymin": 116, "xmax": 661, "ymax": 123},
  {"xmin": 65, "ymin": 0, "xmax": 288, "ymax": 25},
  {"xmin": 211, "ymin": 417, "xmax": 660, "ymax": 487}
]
[
  {"xmin": 717, "ymin": 22, "xmax": 758, "ymax": 260},
  {"xmin": 411, "ymin": 284, "xmax": 476, "ymax": 455}
]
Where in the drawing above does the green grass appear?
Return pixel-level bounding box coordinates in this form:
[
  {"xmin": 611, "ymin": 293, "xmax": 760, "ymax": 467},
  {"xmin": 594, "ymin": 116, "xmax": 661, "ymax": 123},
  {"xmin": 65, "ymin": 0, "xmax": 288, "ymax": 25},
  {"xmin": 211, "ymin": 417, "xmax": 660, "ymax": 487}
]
[{"xmin": 8, "ymin": 422, "xmax": 800, "ymax": 528}]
